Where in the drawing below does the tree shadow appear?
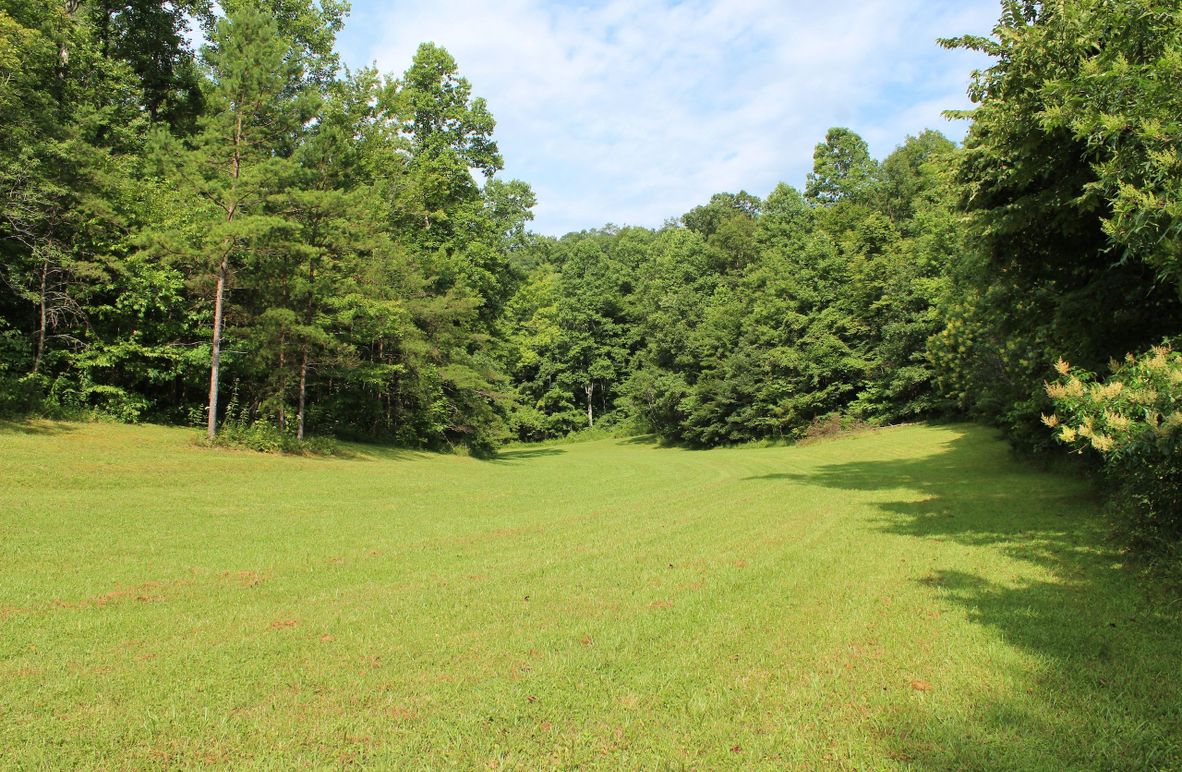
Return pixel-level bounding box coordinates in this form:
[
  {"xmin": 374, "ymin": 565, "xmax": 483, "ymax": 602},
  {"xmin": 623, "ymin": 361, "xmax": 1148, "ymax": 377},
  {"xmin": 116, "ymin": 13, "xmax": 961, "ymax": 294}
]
[
  {"xmin": 745, "ymin": 472, "xmax": 795, "ymax": 480},
  {"xmin": 746, "ymin": 425, "xmax": 1182, "ymax": 767},
  {"xmin": 744, "ymin": 429, "xmax": 1098, "ymax": 558},
  {"xmin": 490, "ymin": 447, "xmax": 567, "ymax": 463},
  {"xmin": 0, "ymin": 419, "xmax": 78, "ymax": 436},
  {"xmin": 616, "ymin": 434, "xmax": 662, "ymax": 446},
  {"xmin": 194, "ymin": 435, "xmax": 428, "ymax": 463}
]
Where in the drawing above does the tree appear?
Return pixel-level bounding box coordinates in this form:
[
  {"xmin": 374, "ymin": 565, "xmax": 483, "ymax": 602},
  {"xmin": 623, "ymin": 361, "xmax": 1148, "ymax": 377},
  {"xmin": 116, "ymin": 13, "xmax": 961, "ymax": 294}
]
[
  {"xmin": 939, "ymin": 0, "xmax": 1182, "ymax": 447},
  {"xmin": 681, "ymin": 191, "xmax": 761, "ymax": 270},
  {"xmin": 210, "ymin": 0, "xmax": 347, "ymax": 85},
  {"xmin": 805, "ymin": 127, "xmax": 879, "ymax": 205},
  {"xmin": 152, "ymin": 3, "xmax": 316, "ymax": 438},
  {"xmin": 87, "ymin": 0, "xmax": 205, "ymax": 130},
  {"xmin": 622, "ymin": 227, "xmax": 716, "ymax": 441},
  {"xmin": 1035, "ymin": 0, "xmax": 1182, "ymax": 295},
  {"xmin": 392, "ymin": 42, "xmax": 502, "ymax": 250},
  {"xmin": 554, "ymin": 239, "xmax": 633, "ymax": 429},
  {"xmin": 0, "ymin": 0, "xmax": 142, "ymax": 389}
]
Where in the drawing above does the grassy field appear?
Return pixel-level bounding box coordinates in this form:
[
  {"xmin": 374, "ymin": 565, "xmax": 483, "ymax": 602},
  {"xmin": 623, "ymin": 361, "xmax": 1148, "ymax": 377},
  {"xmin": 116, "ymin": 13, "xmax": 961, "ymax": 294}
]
[{"xmin": 1, "ymin": 421, "xmax": 1179, "ymax": 768}]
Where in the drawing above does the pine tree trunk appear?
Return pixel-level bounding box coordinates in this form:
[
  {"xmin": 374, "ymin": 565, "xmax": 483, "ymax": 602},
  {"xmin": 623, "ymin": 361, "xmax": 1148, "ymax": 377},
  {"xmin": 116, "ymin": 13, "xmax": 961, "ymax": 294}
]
[
  {"xmin": 585, "ymin": 382, "xmax": 595, "ymax": 428},
  {"xmin": 375, "ymin": 339, "xmax": 385, "ymax": 434},
  {"xmin": 206, "ymin": 252, "xmax": 228, "ymax": 440},
  {"xmin": 296, "ymin": 261, "xmax": 316, "ymax": 442},
  {"xmin": 277, "ymin": 334, "xmax": 287, "ymax": 432},
  {"xmin": 296, "ymin": 345, "xmax": 308, "ymax": 441},
  {"xmin": 207, "ymin": 113, "xmax": 243, "ymax": 440}
]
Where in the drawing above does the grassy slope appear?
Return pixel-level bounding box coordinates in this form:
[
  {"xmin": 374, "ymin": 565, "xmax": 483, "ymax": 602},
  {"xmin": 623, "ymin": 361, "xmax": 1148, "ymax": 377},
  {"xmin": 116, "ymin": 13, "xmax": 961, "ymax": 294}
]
[{"xmin": 0, "ymin": 421, "xmax": 1179, "ymax": 768}]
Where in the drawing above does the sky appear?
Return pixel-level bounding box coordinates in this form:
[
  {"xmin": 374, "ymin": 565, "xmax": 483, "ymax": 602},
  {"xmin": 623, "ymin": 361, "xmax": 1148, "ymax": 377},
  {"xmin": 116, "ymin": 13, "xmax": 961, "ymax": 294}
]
[{"xmin": 335, "ymin": 0, "xmax": 1002, "ymax": 237}]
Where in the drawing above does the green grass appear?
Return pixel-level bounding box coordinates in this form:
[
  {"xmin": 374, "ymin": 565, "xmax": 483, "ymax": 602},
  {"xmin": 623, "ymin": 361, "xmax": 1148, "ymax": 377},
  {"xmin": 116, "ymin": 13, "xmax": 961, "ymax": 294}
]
[{"xmin": 1, "ymin": 421, "xmax": 1179, "ymax": 768}]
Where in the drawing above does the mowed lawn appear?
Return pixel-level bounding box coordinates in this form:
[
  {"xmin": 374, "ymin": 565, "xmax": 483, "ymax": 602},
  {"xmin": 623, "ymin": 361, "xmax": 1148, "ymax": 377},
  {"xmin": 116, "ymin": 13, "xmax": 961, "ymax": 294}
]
[{"xmin": 1, "ymin": 422, "xmax": 1179, "ymax": 768}]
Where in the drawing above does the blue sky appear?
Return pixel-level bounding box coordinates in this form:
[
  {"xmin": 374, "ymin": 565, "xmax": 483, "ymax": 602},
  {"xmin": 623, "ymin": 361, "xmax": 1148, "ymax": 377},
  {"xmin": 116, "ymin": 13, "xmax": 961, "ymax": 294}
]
[{"xmin": 335, "ymin": 0, "xmax": 1002, "ymax": 236}]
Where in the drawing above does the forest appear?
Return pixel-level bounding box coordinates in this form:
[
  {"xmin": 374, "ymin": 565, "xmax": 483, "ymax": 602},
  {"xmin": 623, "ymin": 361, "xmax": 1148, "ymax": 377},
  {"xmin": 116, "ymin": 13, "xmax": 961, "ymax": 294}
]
[{"xmin": 2, "ymin": 0, "xmax": 1181, "ymax": 556}]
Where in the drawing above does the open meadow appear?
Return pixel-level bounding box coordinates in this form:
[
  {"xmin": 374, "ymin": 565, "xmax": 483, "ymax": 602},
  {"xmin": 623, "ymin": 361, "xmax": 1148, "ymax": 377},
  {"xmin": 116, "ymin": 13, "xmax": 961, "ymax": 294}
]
[{"xmin": 1, "ymin": 421, "xmax": 1180, "ymax": 768}]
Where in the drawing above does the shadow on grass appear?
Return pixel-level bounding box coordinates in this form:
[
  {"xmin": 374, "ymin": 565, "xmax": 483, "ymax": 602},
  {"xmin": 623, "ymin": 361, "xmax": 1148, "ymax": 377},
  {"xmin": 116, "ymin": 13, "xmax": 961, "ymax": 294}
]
[
  {"xmin": 616, "ymin": 434, "xmax": 661, "ymax": 446},
  {"xmin": 0, "ymin": 419, "xmax": 78, "ymax": 436},
  {"xmin": 747, "ymin": 426, "xmax": 1182, "ymax": 767},
  {"xmin": 491, "ymin": 447, "xmax": 567, "ymax": 463},
  {"xmin": 297, "ymin": 439, "xmax": 429, "ymax": 463},
  {"xmin": 198, "ymin": 433, "xmax": 430, "ymax": 463}
]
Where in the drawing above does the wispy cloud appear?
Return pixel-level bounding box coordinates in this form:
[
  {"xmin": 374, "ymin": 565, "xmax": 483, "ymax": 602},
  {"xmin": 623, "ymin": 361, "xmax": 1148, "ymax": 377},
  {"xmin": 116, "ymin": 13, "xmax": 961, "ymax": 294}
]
[{"xmin": 338, "ymin": 0, "xmax": 1000, "ymax": 235}]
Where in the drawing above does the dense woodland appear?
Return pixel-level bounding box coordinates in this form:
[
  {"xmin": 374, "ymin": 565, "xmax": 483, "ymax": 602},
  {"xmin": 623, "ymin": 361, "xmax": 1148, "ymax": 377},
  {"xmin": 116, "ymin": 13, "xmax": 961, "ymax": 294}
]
[{"xmin": 2, "ymin": 2, "xmax": 1180, "ymax": 550}]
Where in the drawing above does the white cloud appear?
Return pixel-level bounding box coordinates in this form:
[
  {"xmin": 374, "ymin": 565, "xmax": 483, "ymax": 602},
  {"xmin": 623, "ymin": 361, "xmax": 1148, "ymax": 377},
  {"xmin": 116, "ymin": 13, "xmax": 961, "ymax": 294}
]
[{"xmin": 341, "ymin": 0, "xmax": 1000, "ymax": 235}]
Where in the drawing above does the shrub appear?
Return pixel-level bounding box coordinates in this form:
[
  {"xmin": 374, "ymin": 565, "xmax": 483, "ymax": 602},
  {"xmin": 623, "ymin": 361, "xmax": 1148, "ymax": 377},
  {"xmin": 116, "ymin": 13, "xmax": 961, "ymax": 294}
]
[
  {"xmin": 799, "ymin": 413, "xmax": 873, "ymax": 444},
  {"xmin": 1044, "ymin": 345, "xmax": 1182, "ymax": 556},
  {"xmin": 0, "ymin": 373, "xmax": 48, "ymax": 417}
]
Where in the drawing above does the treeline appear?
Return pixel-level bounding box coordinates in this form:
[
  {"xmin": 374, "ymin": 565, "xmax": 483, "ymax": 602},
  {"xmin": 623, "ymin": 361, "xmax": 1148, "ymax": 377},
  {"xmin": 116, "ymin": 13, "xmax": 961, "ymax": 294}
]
[
  {"xmin": 2, "ymin": 0, "xmax": 1181, "ymax": 545},
  {"xmin": 1, "ymin": 0, "xmax": 535, "ymax": 452},
  {"xmin": 504, "ymin": 128, "xmax": 964, "ymax": 446}
]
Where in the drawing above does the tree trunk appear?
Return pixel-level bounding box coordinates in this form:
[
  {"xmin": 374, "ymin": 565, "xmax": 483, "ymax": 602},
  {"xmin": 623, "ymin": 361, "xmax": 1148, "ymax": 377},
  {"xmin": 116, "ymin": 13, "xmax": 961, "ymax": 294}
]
[
  {"xmin": 296, "ymin": 345, "xmax": 308, "ymax": 441},
  {"xmin": 206, "ymin": 251, "xmax": 228, "ymax": 440},
  {"xmin": 207, "ymin": 113, "xmax": 243, "ymax": 440},
  {"xmin": 57, "ymin": 0, "xmax": 81, "ymax": 69},
  {"xmin": 31, "ymin": 257, "xmax": 48, "ymax": 375},
  {"xmin": 59, "ymin": 0, "xmax": 79, "ymax": 65},
  {"xmin": 585, "ymin": 381, "xmax": 595, "ymax": 428},
  {"xmin": 296, "ymin": 261, "xmax": 316, "ymax": 442},
  {"xmin": 277, "ymin": 333, "xmax": 287, "ymax": 432}
]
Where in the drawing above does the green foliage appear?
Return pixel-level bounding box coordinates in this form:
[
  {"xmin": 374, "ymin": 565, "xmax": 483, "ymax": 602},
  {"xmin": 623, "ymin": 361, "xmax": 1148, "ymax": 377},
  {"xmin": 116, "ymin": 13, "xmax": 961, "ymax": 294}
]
[
  {"xmin": 805, "ymin": 127, "xmax": 879, "ymax": 205},
  {"xmin": 681, "ymin": 191, "xmax": 761, "ymax": 270},
  {"xmin": 1046, "ymin": 345, "xmax": 1182, "ymax": 554},
  {"xmin": 0, "ymin": 372, "xmax": 46, "ymax": 417},
  {"xmin": 0, "ymin": 0, "xmax": 535, "ymax": 453},
  {"xmin": 1035, "ymin": 0, "xmax": 1182, "ymax": 293},
  {"xmin": 938, "ymin": 0, "xmax": 1182, "ymax": 450},
  {"xmin": 612, "ymin": 131, "xmax": 958, "ymax": 446},
  {"xmin": 85, "ymin": 0, "xmax": 206, "ymax": 129},
  {"xmin": 503, "ymin": 230, "xmax": 639, "ymax": 440},
  {"xmin": 211, "ymin": 0, "xmax": 347, "ymax": 85},
  {"xmin": 210, "ymin": 411, "xmax": 331, "ymax": 454}
]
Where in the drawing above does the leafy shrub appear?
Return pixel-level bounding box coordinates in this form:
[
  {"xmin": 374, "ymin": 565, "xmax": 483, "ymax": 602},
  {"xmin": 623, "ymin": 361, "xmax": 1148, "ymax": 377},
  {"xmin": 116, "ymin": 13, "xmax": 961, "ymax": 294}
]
[
  {"xmin": 78, "ymin": 384, "xmax": 151, "ymax": 423},
  {"xmin": 800, "ymin": 413, "xmax": 873, "ymax": 443},
  {"xmin": 209, "ymin": 416, "xmax": 345, "ymax": 456},
  {"xmin": 0, "ymin": 373, "xmax": 48, "ymax": 417},
  {"xmin": 1044, "ymin": 345, "xmax": 1182, "ymax": 556},
  {"xmin": 207, "ymin": 383, "xmax": 342, "ymax": 455},
  {"xmin": 212, "ymin": 417, "xmax": 299, "ymax": 453}
]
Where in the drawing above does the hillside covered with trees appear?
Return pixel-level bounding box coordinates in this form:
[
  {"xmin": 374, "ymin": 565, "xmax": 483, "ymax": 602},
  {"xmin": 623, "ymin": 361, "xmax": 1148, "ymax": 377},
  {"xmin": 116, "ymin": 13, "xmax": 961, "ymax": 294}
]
[{"xmin": 2, "ymin": 1, "xmax": 1181, "ymax": 553}]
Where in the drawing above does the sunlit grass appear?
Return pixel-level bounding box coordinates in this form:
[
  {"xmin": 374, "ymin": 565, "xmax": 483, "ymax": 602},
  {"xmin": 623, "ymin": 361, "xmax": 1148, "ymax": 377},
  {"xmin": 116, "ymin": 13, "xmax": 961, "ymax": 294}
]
[{"xmin": 1, "ymin": 420, "xmax": 1179, "ymax": 767}]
